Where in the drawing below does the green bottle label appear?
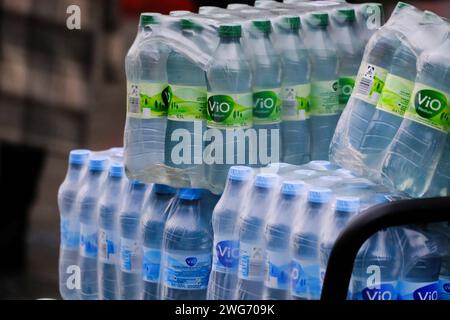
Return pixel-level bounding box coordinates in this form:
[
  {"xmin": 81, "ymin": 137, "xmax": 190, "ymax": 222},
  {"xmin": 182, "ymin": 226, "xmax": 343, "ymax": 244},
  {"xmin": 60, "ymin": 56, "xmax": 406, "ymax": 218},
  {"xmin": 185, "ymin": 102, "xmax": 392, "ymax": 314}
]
[
  {"xmin": 281, "ymin": 84, "xmax": 311, "ymax": 121},
  {"xmin": 404, "ymin": 83, "xmax": 450, "ymax": 133},
  {"xmin": 139, "ymin": 83, "xmax": 170, "ymax": 118},
  {"xmin": 253, "ymin": 88, "xmax": 282, "ymax": 124},
  {"xmin": 310, "ymin": 80, "xmax": 340, "ymax": 116},
  {"xmin": 376, "ymin": 74, "xmax": 414, "ymax": 117},
  {"xmin": 207, "ymin": 93, "xmax": 253, "ymax": 129},
  {"xmin": 353, "ymin": 62, "xmax": 389, "ymax": 105},
  {"xmin": 338, "ymin": 76, "xmax": 356, "ymax": 109},
  {"xmin": 168, "ymin": 85, "xmax": 207, "ymax": 121}
]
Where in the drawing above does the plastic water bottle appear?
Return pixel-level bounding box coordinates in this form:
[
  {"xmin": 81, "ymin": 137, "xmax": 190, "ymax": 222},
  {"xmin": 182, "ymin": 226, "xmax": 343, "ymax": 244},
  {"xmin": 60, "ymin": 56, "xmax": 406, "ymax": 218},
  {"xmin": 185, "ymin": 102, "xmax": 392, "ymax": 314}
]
[
  {"xmin": 264, "ymin": 181, "xmax": 305, "ymax": 300},
  {"xmin": 320, "ymin": 197, "xmax": 360, "ymax": 297},
  {"xmin": 426, "ymin": 137, "xmax": 450, "ymax": 197},
  {"xmin": 119, "ymin": 180, "xmax": 148, "ymax": 300},
  {"xmin": 382, "ymin": 34, "xmax": 450, "ymax": 197},
  {"xmin": 161, "ymin": 189, "xmax": 212, "ymax": 300},
  {"xmin": 331, "ymin": 8, "xmax": 364, "ymax": 112},
  {"xmin": 165, "ymin": 18, "xmax": 207, "ymax": 184},
  {"xmin": 305, "ymin": 12, "xmax": 339, "ymax": 161},
  {"xmin": 356, "ymin": 3, "xmax": 385, "ymax": 44},
  {"xmin": 124, "ymin": 13, "xmax": 168, "ymax": 179},
  {"xmin": 247, "ymin": 20, "xmax": 282, "ymax": 167},
  {"xmin": 426, "ymin": 223, "xmax": 450, "ymax": 301},
  {"xmin": 58, "ymin": 150, "xmax": 90, "ymax": 300},
  {"xmin": 237, "ymin": 174, "xmax": 279, "ymax": 300},
  {"xmin": 79, "ymin": 157, "xmax": 108, "ymax": 300},
  {"xmin": 198, "ymin": 6, "xmax": 226, "ymax": 15},
  {"xmin": 98, "ymin": 163, "xmax": 125, "ymax": 300},
  {"xmin": 206, "ymin": 25, "xmax": 253, "ymax": 192},
  {"xmin": 397, "ymin": 227, "xmax": 441, "ymax": 300},
  {"xmin": 275, "ymin": 16, "xmax": 311, "ymax": 165},
  {"xmin": 344, "ymin": 3, "xmax": 417, "ymax": 150},
  {"xmin": 350, "ymin": 228, "xmax": 402, "ymax": 300},
  {"xmin": 142, "ymin": 184, "xmax": 177, "ymax": 300},
  {"xmin": 291, "ymin": 188, "xmax": 332, "ymax": 300},
  {"xmin": 358, "ymin": 11, "xmax": 446, "ymax": 174},
  {"xmin": 207, "ymin": 166, "xmax": 253, "ymax": 300}
]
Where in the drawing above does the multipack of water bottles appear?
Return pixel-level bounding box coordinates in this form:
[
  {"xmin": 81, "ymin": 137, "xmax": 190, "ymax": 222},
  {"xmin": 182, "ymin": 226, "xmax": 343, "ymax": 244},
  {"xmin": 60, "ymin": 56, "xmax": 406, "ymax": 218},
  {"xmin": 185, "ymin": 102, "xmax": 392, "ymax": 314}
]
[
  {"xmin": 123, "ymin": 0, "xmax": 384, "ymax": 194},
  {"xmin": 58, "ymin": 150, "xmax": 450, "ymax": 300},
  {"xmin": 330, "ymin": 2, "xmax": 450, "ymax": 199}
]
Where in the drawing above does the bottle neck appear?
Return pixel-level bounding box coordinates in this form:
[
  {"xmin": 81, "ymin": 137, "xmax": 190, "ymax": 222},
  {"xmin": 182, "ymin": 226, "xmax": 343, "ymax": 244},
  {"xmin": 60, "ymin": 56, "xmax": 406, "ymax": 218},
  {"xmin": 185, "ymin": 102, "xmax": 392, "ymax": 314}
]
[
  {"xmin": 219, "ymin": 36, "xmax": 242, "ymax": 45},
  {"xmin": 66, "ymin": 163, "xmax": 84, "ymax": 182},
  {"xmin": 223, "ymin": 179, "xmax": 247, "ymax": 199}
]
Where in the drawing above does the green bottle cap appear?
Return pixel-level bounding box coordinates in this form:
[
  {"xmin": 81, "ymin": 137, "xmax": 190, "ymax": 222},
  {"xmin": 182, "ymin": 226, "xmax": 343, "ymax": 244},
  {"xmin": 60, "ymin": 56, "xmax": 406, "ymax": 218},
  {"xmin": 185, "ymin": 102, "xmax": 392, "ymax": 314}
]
[
  {"xmin": 219, "ymin": 24, "xmax": 242, "ymax": 38},
  {"xmin": 180, "ymin": 18, "xmax": 200, "ymax": 30},
  {"xmin": 336, "ymin": 9, "xmax": 356, "ymax": 23},
  {"xmin": 310, "ymin": 13, "xmax": 329, "ymax": 27},
  {"xmin": 282, "ymin": 16, "xmax": 301, "ymax": 30},
  {"xmin": 140, "ymin": 13, "xmax": 160, "ymax": 26},
  {"xmin": 252, "ymin": 20, "xmax": 272, "ymax": 33}
]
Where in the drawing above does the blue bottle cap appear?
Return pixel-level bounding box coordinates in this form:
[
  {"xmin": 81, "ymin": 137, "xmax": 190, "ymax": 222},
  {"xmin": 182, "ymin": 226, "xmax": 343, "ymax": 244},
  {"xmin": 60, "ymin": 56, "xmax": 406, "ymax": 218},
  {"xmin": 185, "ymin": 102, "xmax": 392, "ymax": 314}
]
[
  {"xmin": 68, "ymin": 149, "xmax": 90, "ymax": 165},
  {"xmin": 154, "ymin": 184, "xmax": 177, "ymax": 195},
  {"xmin": 178, "ymin": 188, "xmax": 203, "ymax": 200},
  {"xmin": 308, "ymin": 188, "xmax": 332, "ymax": 204},
  {"xmin": 228, "ymin": 166, "xmax": 253, "ymax": 181},
  {"xmin": 294, "ymin": 169, "xmax": 316, "ymax": 177},
  {"xmin": 109, "ymin": 162, "xmax": 124, "ymax": 177},
  {"xmin": 255, "ymin": 173, "xmax": 278, "ymax": 189},
  {"xmin": 282, "ymin": 181, "xmax": 305, "ymax": 196},
  {"xmin": 89, "ymin": 157, "xmax": 108, "ymax": 171},
  {"xmin": 130, "ymin": 180, "xmax": 146, "ymax": 187},
  {"xmin": 336, "ymin": 196, "xmax": 360, "ymax": 213}
]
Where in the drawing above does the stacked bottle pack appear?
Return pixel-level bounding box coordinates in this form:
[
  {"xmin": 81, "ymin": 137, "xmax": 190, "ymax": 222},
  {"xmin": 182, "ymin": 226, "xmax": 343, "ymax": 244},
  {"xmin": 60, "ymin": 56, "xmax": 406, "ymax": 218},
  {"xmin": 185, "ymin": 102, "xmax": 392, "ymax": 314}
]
[
  {"xmin": 123, "ymin": 0, "xmax": 384, "ymax": 194},
  {"xmin": 58, "ymin": 150, "xmax": 450, "ymax": 300},
  {"xmin": 58, "ymin": 148, "xmax": 220, "ymax": 300},
  {"xmin": 330, "ymin": 2, "xmax": 450, "ymax": 198}
]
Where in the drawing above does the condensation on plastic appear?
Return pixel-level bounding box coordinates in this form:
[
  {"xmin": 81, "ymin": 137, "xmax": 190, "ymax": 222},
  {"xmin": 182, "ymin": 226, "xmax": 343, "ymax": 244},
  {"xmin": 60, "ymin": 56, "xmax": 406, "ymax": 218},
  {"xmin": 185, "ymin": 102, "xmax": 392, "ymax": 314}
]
[{"xmin": 330, "ymin": 3, "xmax": 450, "ymax": 198}]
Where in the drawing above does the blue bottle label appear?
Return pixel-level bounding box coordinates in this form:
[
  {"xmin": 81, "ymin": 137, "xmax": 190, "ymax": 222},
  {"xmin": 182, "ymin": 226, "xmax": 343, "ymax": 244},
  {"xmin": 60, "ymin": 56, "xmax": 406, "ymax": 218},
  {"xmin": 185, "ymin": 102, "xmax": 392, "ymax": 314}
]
[
  {"xmin": 291, "ymin": 259, "xmax": 321, "ymax": 299},
  {"xmin": 120, "ymin": 237, "xmax": 140, "ymax": 273},
  {"xmin": 98, "ymin": 228, "xmax": 116, "ymax": 264},
  {"xmin": 80, "ymin": 223, "xmax": 98, "ymax": 258},
  {"xmin": 356, "ymin": 282, "xmax": 398, "ymax": 300},
  {"xmin": 213, "ymin": 237, "xmax": 240, "ymax": 273},
  {"xmin": 238, "ymin": 240, "xmax": 266, "ymax": 281},
  {"xmin": 143, "ymin": 247, "xmax": 161, "ymax": 283},
  {"xmin": 163, "ymin": 252, "xmax": 211, "ymax": 290},
  {"xmin": 398, "ymin": 281, "xmax": 439, "ymax": 300},
  {"xmin": 60, "ymin": 217, "xmax": 80, "ymax": 249},
  {"xmin": 439, "ymin": 277, "xmax": 450, "ymax": 300},
  {"xmin": 265, "ymin": 250, "xmax": 291, "ymax": 289}
]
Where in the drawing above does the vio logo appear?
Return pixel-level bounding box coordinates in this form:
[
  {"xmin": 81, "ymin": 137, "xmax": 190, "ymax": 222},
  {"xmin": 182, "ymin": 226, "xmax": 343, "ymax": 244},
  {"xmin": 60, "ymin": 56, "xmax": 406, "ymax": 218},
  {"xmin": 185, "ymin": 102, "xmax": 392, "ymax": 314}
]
[
  {"xmin": 207, "ymin": 96, "xmax": 233, "ymax": 123},
  {"xmin": 414, "ymin": 284, "xmax": 438, "ymax": 300},
  {"xmin": 216, "ymin": 241, "xmax": 239, "ymax": 268},
  {"xmin": 185, "ymin": 257, "xmax": 198, "ymax": 267},
  {"xmin": 415, "ymin": 89, "xmax": 447, "ymax": 119}
]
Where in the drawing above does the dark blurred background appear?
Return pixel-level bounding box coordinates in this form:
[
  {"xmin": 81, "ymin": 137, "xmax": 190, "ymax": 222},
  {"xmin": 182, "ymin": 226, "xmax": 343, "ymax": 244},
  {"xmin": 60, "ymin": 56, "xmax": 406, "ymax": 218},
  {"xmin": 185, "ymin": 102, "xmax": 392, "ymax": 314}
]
[{"xmin": 0, "ymin": 0, "xmax": 448, "ymax": 300}]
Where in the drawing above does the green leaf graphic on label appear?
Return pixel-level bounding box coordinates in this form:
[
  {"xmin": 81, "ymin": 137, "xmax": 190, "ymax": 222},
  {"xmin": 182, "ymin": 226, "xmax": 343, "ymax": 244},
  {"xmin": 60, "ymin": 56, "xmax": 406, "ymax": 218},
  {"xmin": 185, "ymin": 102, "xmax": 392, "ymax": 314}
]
[
  {"xmin": 297, "ymin": 96, "xmax": 310, "ymax": 112},
  {"xmin": 207, "ymin": 95, "xmax": 235, "ymax": 123},
  {"xmin": 162, "ymin": 86, "xmax": 173, "ymax": 108},
  {"xmin": 253, "ymin": 91, "xmax": 279, "ymax": 119},
  {"xmin": 140, "ymin": 93, "xmax": 167, "ymax": 113},
  {"xmin": 415, "ymin": 89, "xmax": 447, "ymax": 119}
]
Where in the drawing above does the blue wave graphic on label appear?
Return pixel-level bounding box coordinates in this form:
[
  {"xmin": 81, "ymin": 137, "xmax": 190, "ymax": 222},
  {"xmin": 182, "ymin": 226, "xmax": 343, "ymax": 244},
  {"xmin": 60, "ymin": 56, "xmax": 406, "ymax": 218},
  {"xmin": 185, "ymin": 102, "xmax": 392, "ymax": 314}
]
[
  {"xmin": 80, "ymin": 224, "xmax": 98, "ymax": 258},
  {"xmin": 439, "ymin": 278, "xmax": 450, "ymax": 300},
  {"xmin": 291, "ymin": 260, "xmax": 321, "ymax": 299},
  {"xmin": 265, "ymin": 250, "xmax": 291, "ymax": 289}
]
